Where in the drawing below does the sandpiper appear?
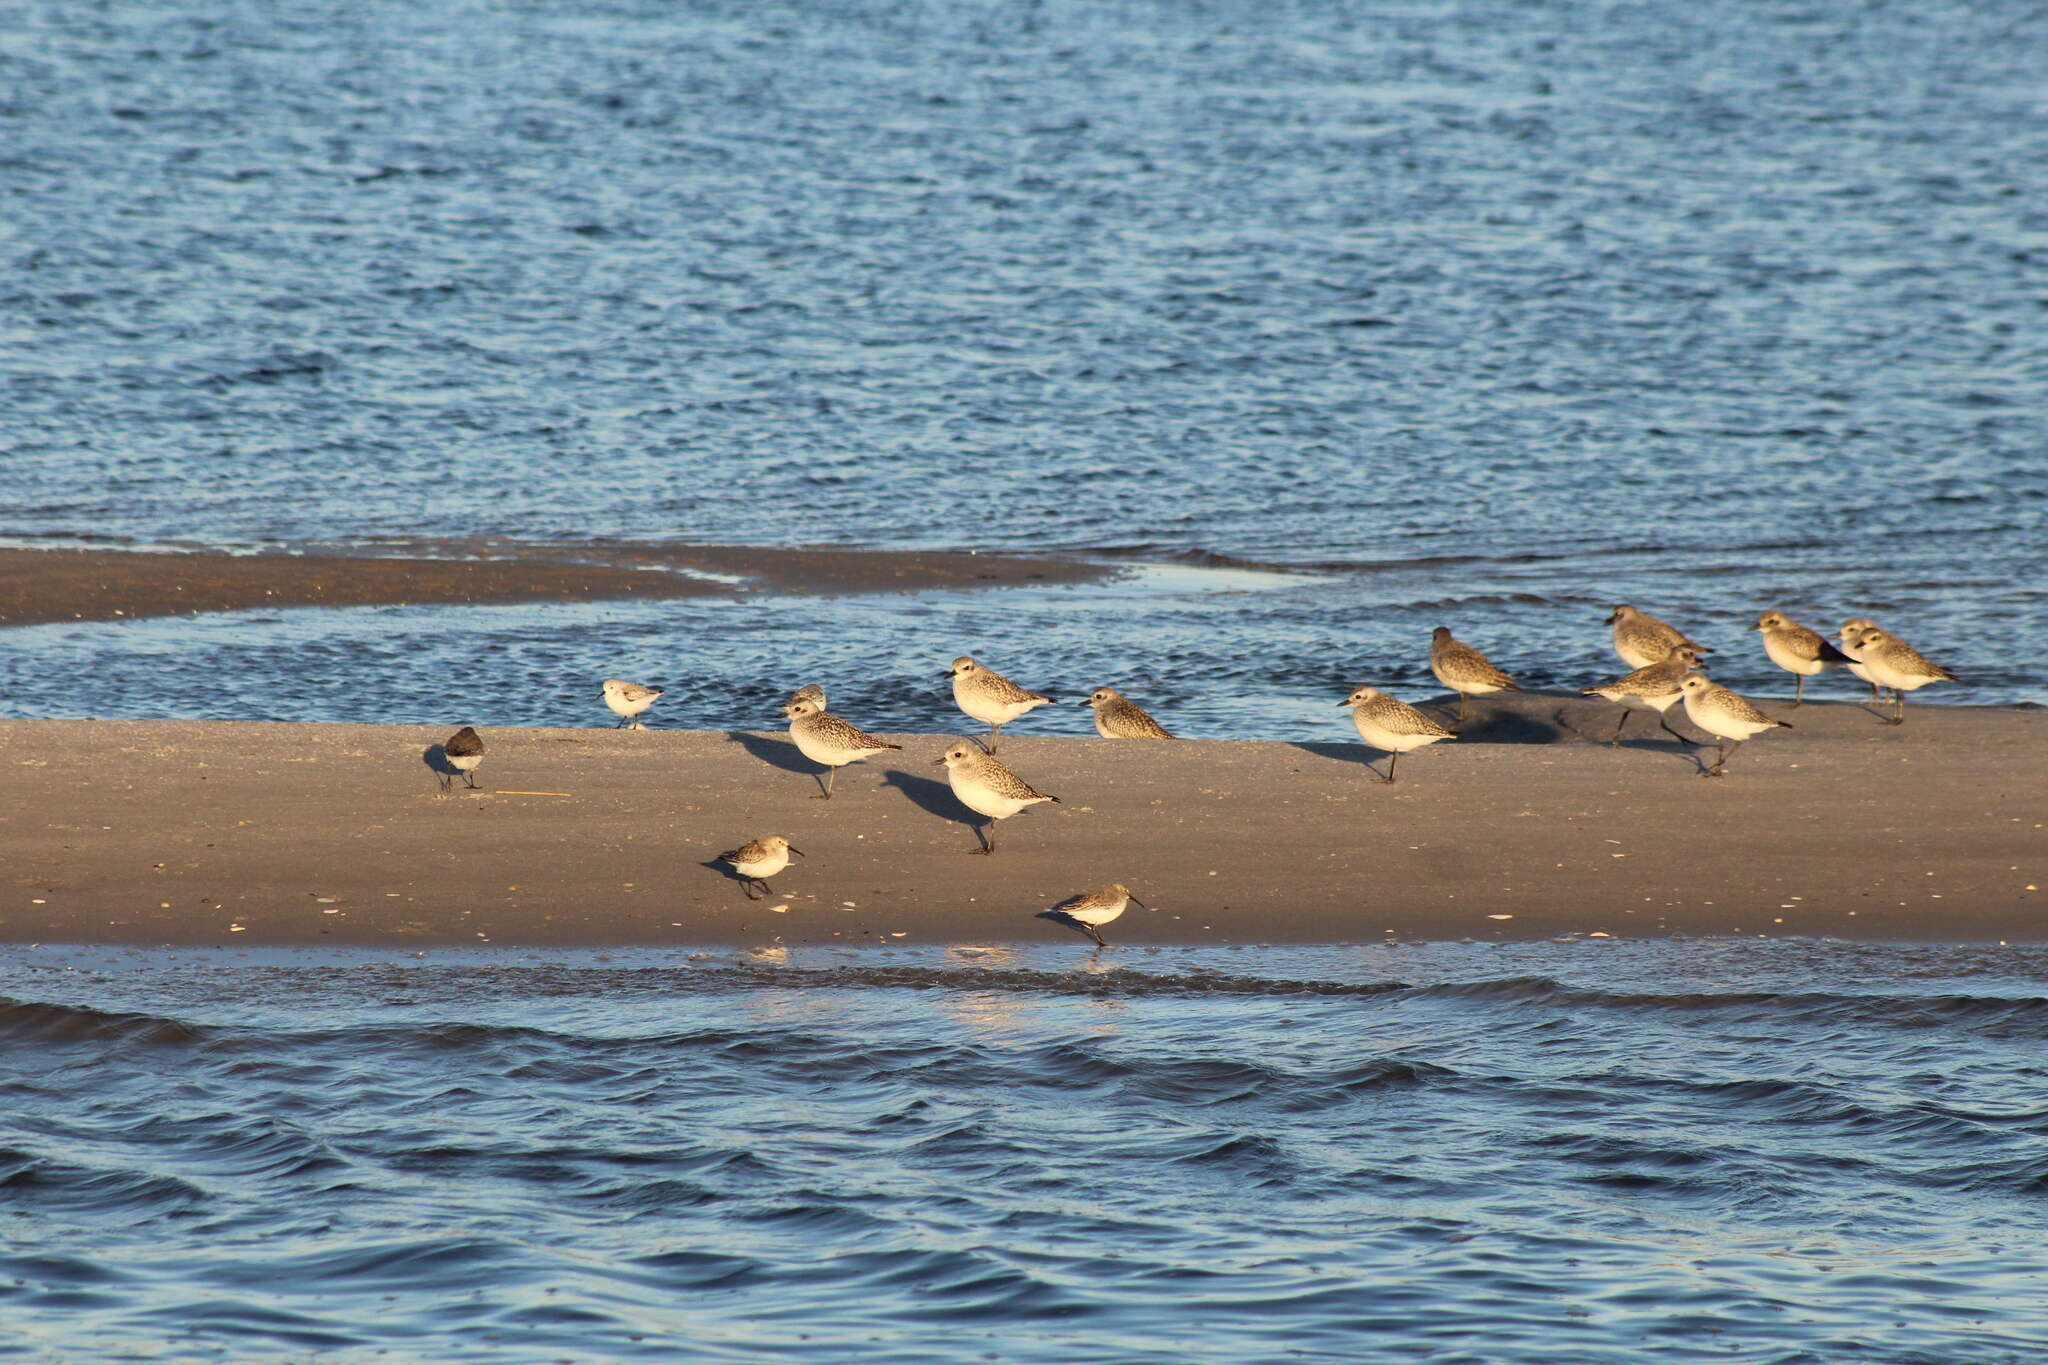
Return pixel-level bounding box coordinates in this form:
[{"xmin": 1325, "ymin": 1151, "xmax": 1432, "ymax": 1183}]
[
  {"xmin": 1044, "ymin": 883, "xmax": 1144, "ymax": 948},
  {"xmin": 947, "ymin": 656, "xmax": 1053, "ymax": 752},
  {"xmin": 782, "ymin": 697, "xmax": 903, "ymax": 798},
  {"xmin": 1581, "ymin": 646, "xmax": 1706, "ymax": 745},
  {"xmin": 1753, "ymin": 613, "xmax": 1849, "ymax": 706},
  {"xmin": 602, "ymin": 678, "xmax": 664, "ymax": 729},
  {"xmin": 1338, "ymin": 686, "xmax": 1455, "ymax": 783},
  {"xmin": 1078, "ymin": 687, "xmax": 1173, "ymax": 739},
  {"xmin": 1852, "ymin": 627, "xmax": 1955, "ymax": 725},
  {"xmin": 1428, "ymin": 627, "xmax": 1521, "ymax": 725},
  {"xmin": 716, "ymin": 835, "xmax": 803, "ymax": 899},
  {"xmin": 440, "ymin": 726, "xmax": 484, "ymax": 793},
  {"xmin": 1678, "ymin": 672, "xmax": 1790, "ymax": 777},
  {"xmin": 1607, "ymin": 604, "xmax": 1711, "ymax": 670},
  {"xmin": 936, "ymin": 739, "xmax": 1059, "ymax": 854},
  {"xmin": 1836, "ymin": 619, "xmax": 1886, "ymax": 704}
]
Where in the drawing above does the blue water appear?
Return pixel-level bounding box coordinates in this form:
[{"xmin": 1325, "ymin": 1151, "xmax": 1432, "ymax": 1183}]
[
  {"xmin": 1, "ymin": 0, "xmax": 2044, "ymax": 728},
  {"xmin": 5, "ymin": 3, "xmax": 2047, "ymax": 1358},
  {"xmin": 4, "ymin": 941, "xmax": 2048, "ymax": 1363}
]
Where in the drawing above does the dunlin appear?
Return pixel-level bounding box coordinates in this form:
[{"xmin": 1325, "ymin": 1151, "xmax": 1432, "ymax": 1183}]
[
  {"xmin": 716, "ymin": 835, "xmax": 803, "ymax": 900},
  {"xmin": 1045, "ymin": 883, "xmax": 1144, "ymax": 948}
]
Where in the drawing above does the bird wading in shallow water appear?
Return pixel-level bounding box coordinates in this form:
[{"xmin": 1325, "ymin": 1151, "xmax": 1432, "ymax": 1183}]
[
  {"xmin": 1338, "ymin": 686, "xmax": 1455, "ymax": 783},
  {"xmin": 936, "ymin": 740, "xmax": 1059, "ymax": 854},
  {"xmin": 947, "ymin": 656, "xmax": 1053, "ymax": 753}
]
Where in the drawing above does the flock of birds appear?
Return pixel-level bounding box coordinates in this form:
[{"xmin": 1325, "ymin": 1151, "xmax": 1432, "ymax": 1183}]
[{"xmin": 429, "ymin": 606, "xmax": 1954, "ymax": 947}]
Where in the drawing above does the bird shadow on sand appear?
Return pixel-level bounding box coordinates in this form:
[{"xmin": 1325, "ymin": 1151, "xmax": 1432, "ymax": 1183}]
[
  {"xmin": 878, "ymin": 768, "xmax": 989, "ymax": 844},
  {"xmin": 699, "ymin": 857, "xmax": 772, "ymax": 900},
  {"xmin": 420, "ymin": 744, "xmax": 472, "ymax": 792},
  {"xmin": 723, "ymin": 730, "xmax": 820, "ymax": 776},
  {"xmin": 1036, "ymin": 909, "xmax": 1110, "ymax": 947}
]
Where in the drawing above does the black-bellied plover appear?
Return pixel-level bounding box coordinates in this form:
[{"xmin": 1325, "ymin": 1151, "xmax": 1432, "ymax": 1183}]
[
  {"xmin": 1044, "ymin": 883, "xmax": 1144, "ymax": 948},
  {"xmin": 936, "ymin": 739, "xmax": 1059, "ymax": 854},
  {"xmin": 1851, "ymin": 627, "xmax": 1955, "ymax": 726},
  {"xmin": 602, "ymin": 679, "xmax": 664, "ymax": 729},
  {"xmin": 716, "ymin": 835, "xmax": 803, "ymax": 899},
  {"xmin": 1752, "ymin": 612, "xmax": 1849, "ymax": 706},
  {"xmin": 1835, "ymin": 619, "xmax": 1887, "ymax": 704},
  {"xmin": 1581, "ymin": 646, "xmax": 1707, "ymax": 745},
  {"xmin": 1428, "ymin": 626, "xmax": 1521, "ymax": 726},
  {"xmin": 440, "ymin": 726, "xmax": 484, "ymax": 793},
  {"xmin": 947, "ymin": 656, "xmax": 1053, "ymax": 752},
  {"xmin": 782, "ymin": 697, "xmax": 903, "ymax": 798},
  {"xmin": 1678, "ymin": 672, "xmax": 1790, "ymax": 777},
  {"xmin": 1078, "ymin": 687, "xmax": 1173, "ymax": 738},
  {"xmin": 1607, "ymin": 604, "xmax": 1711, "ymax": 670},
  {"xmin": 1337, "ymin": 686, "xmax": 1455, "ymax": 783},
  {"xmin": 785, "ymin": 683, "xmax": 826, "ymax": 711}
]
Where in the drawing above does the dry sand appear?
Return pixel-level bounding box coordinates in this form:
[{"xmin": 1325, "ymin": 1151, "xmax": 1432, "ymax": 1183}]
[
  {"xmin": 2, "ymin": 695, "xmax": 2040, "ymax": 948},
  {"xmin": 0, "ymin": 540, "xmax": 1107, "ymax": 626}
]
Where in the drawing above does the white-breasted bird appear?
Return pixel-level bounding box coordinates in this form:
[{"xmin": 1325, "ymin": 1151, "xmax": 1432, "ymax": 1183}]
[
  {"xmin": 1338, "ymin": 686, "xmax": 1455, "ymax": 783},
  {"xmin": 602, "ymin": 678, "xmax": 664, "ymax": 729},
  {"xmin": 1753, "ymin": 613, "xmax": 1849, "ymax": 707},
  {"xmin": 782, "ymin": 697, "xmax": 902, "ymax": 798},
  {"xmin": 935, "ymin": 739, "xmax": 1059, "ymax": 854},
  {"xmin": 715, "ymin": 835, "xmax": 803, "ymax": 899},
  {"xmin": 947, "ymin": 656, "xmax": 1053, "ymax": 752},
  {"xmin": 1678, "ymin": 672, "xmax": 1790, "ymax": 777},
  {"xmin": 1428, "ymin": 626, "xmax": 1521, "ymax": 726},
  {"xmin": 1078, "ymin": 687, "xmax": 1173, "ymax": 739},
  {"xmin": 1607, "ymin": 604, "xmax": 1711, "ymax": 670},
  {"xmin": 1581, "ymin": 646, "xmax": 1707, "ymax": 746},
  {"xmin": 1851, "ymin": 627, "xmax": 1955, "ymax": 726},
  {"xmin": 1044, "ymin": 883, "xmax": 1144, "ymax": 948}
]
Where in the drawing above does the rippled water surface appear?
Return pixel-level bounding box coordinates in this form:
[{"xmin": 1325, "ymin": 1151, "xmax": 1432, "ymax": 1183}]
[
  {"xmin": 3, "ymin": 0, "xmax": 2045, "ymax": 721},
  {"xmin": 4, "ymin": 940, "xmax": 2047, "ymax": 1362}
]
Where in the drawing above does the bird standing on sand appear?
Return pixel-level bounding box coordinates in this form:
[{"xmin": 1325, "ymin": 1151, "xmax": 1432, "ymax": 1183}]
[
  {"xmin": 1045, "ymin": 883, "xmax": 1144, "ymax": 948},
  {"xmin": 1581, "ymin": 646, "xmax": 1707, "ymax": 745},
  {"xmin": 602, "ymin": 678, "xmax": 664, "ymax": 729},
  {"xmin": 1607, "ymin": 604, "xmax": 1711, "ymax": 670},
  {"xmin": 1428, "ymin": 627, "xmax": 1521, "ymax": 726},
  {"xmin": 1678, "ymin": 673, "xmax": 1790, "ymax": 777},
  {"xmin": 440, "ymin": 726, "xmax": 484, "ymax": 792},
  {"xmin": 1753, "ymin": 613, "xmax": 1849, "ymax": 706},
  {"xmin": 948, "ymin": 656, "xmax": 1053, "ymax": 752},
  {"xmin": 936, "ymin": 740, "xmax": 1059, "ymax": 854},
  {"xmin": 1338, "ymin": 686, "xmax": 1455, "ymax": 783},
  {"xmin": 1079, "ymin": 687, "xmax": 1174, "ymax": 738},
  {"xmin": 716, "ymin": 835, "xmax": 803, "ymax": 899},
  {"xmin": 1851, "ymin": 627, "xmax": 1955, "ymax": 726},
  {"xmin": 1836, "ymin": 619, "xmax": 1888, "ymax": 705},
  {"xmin": 783, "ymin": 697, "xmax": 903, "ymax": 798}
]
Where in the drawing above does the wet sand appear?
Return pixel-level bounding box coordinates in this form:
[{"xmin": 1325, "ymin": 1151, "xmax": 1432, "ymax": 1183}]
[
  {"xmin": 2, "ymin": 695, "xmax": 2040, "ymax": 948},
  {"xmin": 0, "ymin": 540, "xmax": 1109, "ymax": 626}
]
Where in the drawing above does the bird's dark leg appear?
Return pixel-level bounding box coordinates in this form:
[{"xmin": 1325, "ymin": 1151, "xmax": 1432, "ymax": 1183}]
[
  {"xmin": 1381, "ymin": 752, "xmax": 1399, "ymax": 784},
  {"xmin": 464, "ymin": 772, "xmax": 479, "ymax": 789},
  {"xmin": 1885, "ymin": 692, "xmax": 1906, "ymax": 727},
  {"xmin": 1088, "ymin": 925, "xmax": 1107, "ymax": 949},
  {"xmin": 1793, "ymin": 675, "xmax": 1805, "ymax": 707},
  {"xmin": 1610, "ymin": 710, "xmax": 1630, "ymax": 747},
  {"xmin": 437, "ymin": 772, "xmax": 452, "ymax": 794},
  {"xmin": 812, "ymin": 767, "xmax": 834, "ymax": 799},
  {"xmin": 1657, "ymin": 713, "xmax": 1694, "ymax": 745},
  {"xmin": 1457, "ymin": 693, "xmax": 1470, "ymax": 727},
  {"xmin": 969, "ymin": 822, "xmax": 994, "ymax": 855},
  {"xmin": 615, "ymin": 716, "xmax": 628, "ymax": 729},
  {"xmin": 986, "ymin": 723, "xmax": 1002, "ymax": 754}
]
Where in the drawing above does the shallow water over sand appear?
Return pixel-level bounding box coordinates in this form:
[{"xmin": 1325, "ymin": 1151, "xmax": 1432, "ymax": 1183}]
[{"xmin": 4, "ymin": 940, "xmax": 2047, "ymax": 1362}]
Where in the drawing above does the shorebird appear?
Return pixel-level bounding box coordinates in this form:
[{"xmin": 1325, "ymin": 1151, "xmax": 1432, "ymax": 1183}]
[
  {"xmin": 1678, "ymin": 672, "xmax": 1790, "ymax": 776},
  {"xmin": 602, "ymin": 678, "xmax": 664, "ymax": 729},
  {"xmin": 782, "ymin": 697, "xmax": 903, "ymax": 798},
  {"xmin": 1836, "ymin": 619, "xmax": 1887, "ymax": 704},
  {"xmin": 1338, "ymin": 686, "xmax": 1455, "ymax": 783},
  {"xmin": 785, "ymin": 683, "xmax": 826, "ymax": 711},
  {"xmin": 1078, "ymin": 687, "xmax": 1173, "ymax": 738},
  {"xmin": 936, "ymin": 739, "xmax": 1059, "ymax": 854},
  {"xmin": 440, "ymin": 726, "xmax": 484, "ymax": 792},
  {"xmin": 947, "ymin": 656, "xmax": 1053, "ymax": 752},
  {"xmin": 716, "ymin": 835, "xmax": 803, "ymax": 899},
  {"xmin": 1581, "ymin": 646, "xmax": 1707, "ymax": 745},
  {"xmin": 1044, "ymin": 883, "xmax": 1144, "ymax": 948},
  {"xmin": 1607, "ymin": 604, "xmax": 1711, "ymax": 670},
  {"xmin": 1753, "ymin": 612, "xmax": 1849, "ymax": 706},
  {"xmin": 1851, "ymin": 627, "xmax": 1955, "ymax": 725},
  {"xmin": 1428, "ymin": 627, "xmax": 1521, "ymax": 725}
]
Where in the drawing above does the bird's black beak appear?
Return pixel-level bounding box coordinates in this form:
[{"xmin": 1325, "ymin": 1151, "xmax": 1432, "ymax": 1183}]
[
  {"xmin": 1335, "ymin": 698, "xmax": 1353, "ymax": 707},
  {"xmin": 933, "ymin": 756, "xmax": 947, "ymax": 766},
  {"xmin": 1128, "ymin": 896, "xmax": 1146, "ymax": 911},
  {"xmin": 788, "ymin": 847, "xmax": 806, "ymax": 859}
]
